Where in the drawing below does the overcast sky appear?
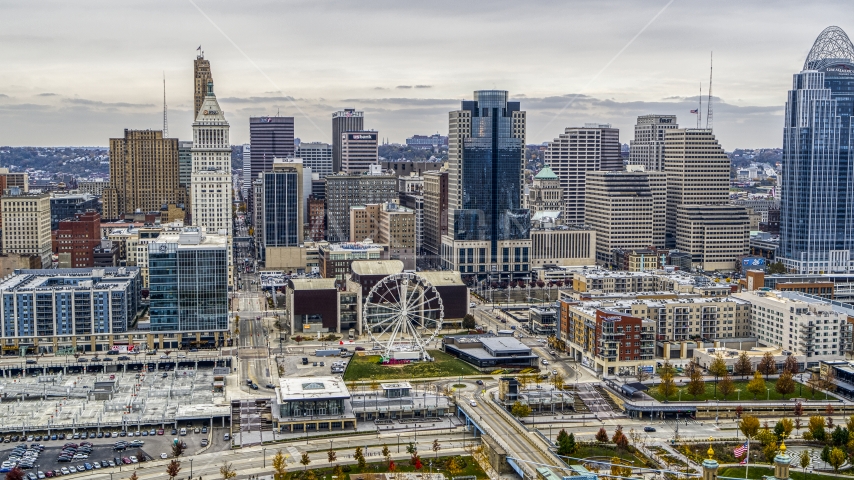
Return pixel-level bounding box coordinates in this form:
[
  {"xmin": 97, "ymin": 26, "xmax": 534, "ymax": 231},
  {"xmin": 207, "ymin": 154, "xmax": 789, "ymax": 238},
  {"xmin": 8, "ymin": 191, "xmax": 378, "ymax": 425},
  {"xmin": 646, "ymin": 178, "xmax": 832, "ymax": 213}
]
[{"xmin": 0, "ymin": 0, "xmax": 847, "ymax": 149}]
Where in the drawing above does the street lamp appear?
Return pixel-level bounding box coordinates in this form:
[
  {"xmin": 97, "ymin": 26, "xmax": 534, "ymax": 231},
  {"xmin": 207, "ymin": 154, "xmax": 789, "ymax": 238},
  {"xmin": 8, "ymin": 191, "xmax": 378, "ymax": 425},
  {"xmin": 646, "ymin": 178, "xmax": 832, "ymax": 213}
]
[
  {"xmin": 767, "ymin": 387, "xmax": 770, "ymax": 400},
  {"xmin": 189, "ymin": 458, "xmax": 193, "ymax": 478},
  {"xmin": 263, "ymin": 447, "xmax": 267, "ymax": 468}
]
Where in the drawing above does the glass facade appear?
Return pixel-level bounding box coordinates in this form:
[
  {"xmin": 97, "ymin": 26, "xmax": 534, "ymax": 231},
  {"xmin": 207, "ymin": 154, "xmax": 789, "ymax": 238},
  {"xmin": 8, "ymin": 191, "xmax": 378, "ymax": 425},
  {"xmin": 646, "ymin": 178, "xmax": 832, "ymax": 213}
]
[
  {"xmin": 263, "ymin": 171, "xmax": 299, "ymax": 248},
  {"xmin": 149, "ymin": 242, "xmax": 228, "ymax": 332},
  {"xmin": 278, "ymin": 398, "xmax": 344, "ymax": 418},
  {"xmin": 453, "ymin": 90, "xmax": 530, "ymax": 264},
  {"xmin": 780, "ymin": 29, "xmax": 854, "ymax": 273}
]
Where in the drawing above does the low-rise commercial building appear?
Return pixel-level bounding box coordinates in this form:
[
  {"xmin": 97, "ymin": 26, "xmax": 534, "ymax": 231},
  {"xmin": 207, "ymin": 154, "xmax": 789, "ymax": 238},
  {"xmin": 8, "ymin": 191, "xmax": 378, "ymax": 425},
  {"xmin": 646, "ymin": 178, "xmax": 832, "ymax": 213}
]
[
  {"xmin": 442, "ymin": 335, "xmax": 538, "ymax": 370},
  {"xmin": 350, "ymin": 381, "xmax": 453, "ymax": 421},
  {"xmin": 272, "ymin": 376, "xmax": 356, "ymax": 433},
  {"xmin": 286, "ymin": 278, "xmax": 360, "ymax": 335}
]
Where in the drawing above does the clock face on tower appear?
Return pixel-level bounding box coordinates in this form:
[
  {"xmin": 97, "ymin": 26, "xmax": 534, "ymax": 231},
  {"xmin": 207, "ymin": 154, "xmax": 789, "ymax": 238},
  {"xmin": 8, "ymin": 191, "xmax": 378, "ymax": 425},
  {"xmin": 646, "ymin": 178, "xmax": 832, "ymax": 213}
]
[{"xmin": 159, "ymin": 245, "xmax": 167, "ymax": 252}]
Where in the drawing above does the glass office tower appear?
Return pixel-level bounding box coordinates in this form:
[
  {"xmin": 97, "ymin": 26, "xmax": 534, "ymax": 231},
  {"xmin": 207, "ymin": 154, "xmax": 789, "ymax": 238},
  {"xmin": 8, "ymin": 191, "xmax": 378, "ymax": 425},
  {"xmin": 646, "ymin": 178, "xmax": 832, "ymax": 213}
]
[{"xmin": 780, "ymin": 26, "xmax": 854, "ymax": 273}]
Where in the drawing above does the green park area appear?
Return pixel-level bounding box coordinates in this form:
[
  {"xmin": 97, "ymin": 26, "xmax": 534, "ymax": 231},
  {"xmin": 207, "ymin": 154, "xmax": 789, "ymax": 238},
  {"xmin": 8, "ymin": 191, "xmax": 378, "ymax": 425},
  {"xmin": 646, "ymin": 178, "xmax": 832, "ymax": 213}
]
[
  {"xmin": 647, "ymin": 379, "xmax": 829, "ymax": 402},
  {"xmin": 342, "ymin": 350, "xmax": 481, "ymax": 381},
  {"xmin": 719, "ymin": 466, "xmax": 839, "ymax": 480},
  {"xmin": 285, "ymin": 455, "xmax": 488, "ymax": 480}
]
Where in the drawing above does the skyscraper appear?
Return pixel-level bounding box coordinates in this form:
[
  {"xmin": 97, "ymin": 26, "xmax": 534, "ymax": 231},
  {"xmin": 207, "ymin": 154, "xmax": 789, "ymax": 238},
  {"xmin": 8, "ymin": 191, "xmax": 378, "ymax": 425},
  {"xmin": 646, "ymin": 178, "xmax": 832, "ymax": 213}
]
[
  {"xmin": 779, "ymin": 26, "xmax": 854, "ymax": 274},
  {"xmin": 241, "ymin": 144, "xmax": 251, "ymax": 198},
  {"xmin": 261, "ymin": 159, "xmax": 304, "ymax": 260},
  {"xmin": 324, "ymin": 173, "xmax": 397, "ymax": 243},
  {"xmin": 296, "ymin": 142, "xmax": 333, "ymax": 178},
  {"xmin": 193, "ymin": 52, "xmax": 213, "ymax": 119},
  {"xmin": 663, "ymin": 128, "xmax": 730, "ymax": 248},
  {"xmin": 331, "ymin": 109, "xmax": 364, "ymax": 173},
  {"xmin": 191, "ymin": 80, "xmax": 232, "ymax": 233},
  {"xmin": 628, "ymin": 115, "xmax": 678, "ymax": 171},
  {"xmin": 104, "ymin": 130, "xmax": 185, "ymax": 220},
  {"xmin": 422, "ymin": 169, "xmax": 448, "ymax": 263},
  {"xmin": 249, "ymin": 116, "xmax": 295, "ymax": 182},
  {"xmin": 543, "ymin": 124, "xmax": 622, "ymax": 224},
  {"xmin": 340, "ymin": 131, "xmax": 379, "ymax": 174},
  {"xmin": 441, "ymin": 90, "xmax": 530, "ymax": 280}
]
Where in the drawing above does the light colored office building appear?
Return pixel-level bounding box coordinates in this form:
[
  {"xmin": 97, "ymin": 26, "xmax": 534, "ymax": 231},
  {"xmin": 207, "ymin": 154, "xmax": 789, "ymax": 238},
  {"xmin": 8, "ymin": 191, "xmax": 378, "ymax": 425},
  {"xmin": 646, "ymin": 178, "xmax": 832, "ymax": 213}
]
[
  {"xmin": 527, "ymin": 165, "xmax": 563, "ymax": 218},
  {"xmin": 422, "ymin": 170, "xmax": 448, "ymax": 263},
  {"xmin": 190, "ymin": 80, "xmax": 232, "ymax": 234},
  {"xmin": 1, "ymin": 191, "xmax": 52, "ymax": 268},
  {"xmin": 664, "ymin": 128, "xmax": 730, "ymax": 247},
  {"xmin": 584, "ymin": 170, "xmax": 658, "ymax": 264},
  {"xmin": 104, "ymin": 129, "xmax": 185, "ymax": 220},
  {"xmin": 296, "ymin": 142, "xmax": 333, "ymax": 179},
  {"xmin": 332, "ymin": 109, "xmax": 364, "ymax": 173},
  {"xmin": 76, "ymin": 179, "xmax": 106, "ymax": 197},
  {"xmin": 734, "ymin": 290, "xmax": 854, "ymax": 357},
  {"xmin": 0, "ymin": 169, "xmax": 29, "ymax": 192},
  {"xmin": 325, "ymin": 174, "xmax": 398, "ymax": 243},
  {"xmin": 544, "ymin": 124, "xmax": 622, "ymax": 225},
  {"xmin": 675, "ymin": 204, "xmax": 750, "ymax": 271},
  {"xmin": 349, "ymin": 203, "xmax": 416, "ymax": 270},
  {"xmin": 628, "ymin": 115, "xmax": 678, "ymax": 171},
  {"xmin": 340, "ymin": 131, "xmax": 379, "ymax": 174},
  {"xmin": 530, "ymin": 226, "xmax": 596, "ymax": 267},
  {"xmin": 241, "ymin": 143, "xmax": 251, "ymax": 198}
]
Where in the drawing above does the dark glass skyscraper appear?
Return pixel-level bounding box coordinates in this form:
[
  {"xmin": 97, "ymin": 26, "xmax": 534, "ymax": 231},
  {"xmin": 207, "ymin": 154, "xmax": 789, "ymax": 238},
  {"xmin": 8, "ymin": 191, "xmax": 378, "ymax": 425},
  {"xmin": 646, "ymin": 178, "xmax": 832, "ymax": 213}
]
[
  {"xmin": 442, "ymin": 90, "xmax": 530, "ymax": 280},
  {"xmin": 780, "ymin": 26, "xmax": 854, "ymax": 273},
  {"xmin": 249, "ymin": 116, "xmax": 295, "ymax": 181}
]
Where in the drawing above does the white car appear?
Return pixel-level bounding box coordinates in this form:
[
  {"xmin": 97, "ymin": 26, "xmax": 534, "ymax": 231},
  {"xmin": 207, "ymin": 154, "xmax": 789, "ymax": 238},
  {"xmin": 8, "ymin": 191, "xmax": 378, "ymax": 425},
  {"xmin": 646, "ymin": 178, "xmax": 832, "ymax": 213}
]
[
  {"xmin": 470, "ymin": 400, "xmax": 478, "ymax": 407},
  {"xmin": 160, "ymin": 453, "xmax": 168, "ymax": 459}
]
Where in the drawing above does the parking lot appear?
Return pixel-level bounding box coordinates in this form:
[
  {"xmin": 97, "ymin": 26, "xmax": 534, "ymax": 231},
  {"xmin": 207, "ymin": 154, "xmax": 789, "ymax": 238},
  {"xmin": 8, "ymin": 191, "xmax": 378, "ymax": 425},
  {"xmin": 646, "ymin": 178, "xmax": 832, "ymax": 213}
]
[
  {"xmin": 277, "ymin": 347, "xmax": 353, "ymax": 378},
  {"xmin": 0, "ymin": 424, "xmax": 231, "ymax": 477}
]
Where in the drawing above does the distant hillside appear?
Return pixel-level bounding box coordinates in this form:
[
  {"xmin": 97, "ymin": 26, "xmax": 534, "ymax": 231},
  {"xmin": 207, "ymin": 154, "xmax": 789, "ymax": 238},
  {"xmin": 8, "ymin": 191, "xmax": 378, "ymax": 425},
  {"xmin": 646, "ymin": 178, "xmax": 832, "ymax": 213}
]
[
  {"xmin": 0, "ymin": 146, "xmax": 109, "ymax": 178},
  {"xmin": 379, "ymin": 144, "xmax": 447, "ymax": 162}
]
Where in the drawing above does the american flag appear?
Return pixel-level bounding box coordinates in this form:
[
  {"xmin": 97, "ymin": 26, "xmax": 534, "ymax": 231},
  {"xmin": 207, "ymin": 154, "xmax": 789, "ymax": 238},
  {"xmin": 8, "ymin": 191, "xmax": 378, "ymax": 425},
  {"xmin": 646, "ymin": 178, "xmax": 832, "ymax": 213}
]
[
  {"xmin": 740, "ymin": 457, "xmax": 748, "ymax": 465},
  {"xmin": 734, "ymin": 442, "xmax": 748, "ymax": 457},
  {"xmin": 690, "ymin": 109, "xmax": 699, "ymax": 114}
]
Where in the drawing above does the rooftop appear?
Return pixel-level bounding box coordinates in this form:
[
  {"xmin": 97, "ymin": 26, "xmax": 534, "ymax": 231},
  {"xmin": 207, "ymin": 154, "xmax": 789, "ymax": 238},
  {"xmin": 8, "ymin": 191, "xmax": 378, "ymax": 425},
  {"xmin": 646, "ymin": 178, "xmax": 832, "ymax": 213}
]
[
  {"xmin": 277, "ymin": 376, "xmax": 350, "ymax": 402},
  {"xmin": 417, "ymin": 271, "xmax": 465, "ymax": 287},
  {"xmin": 0, "ymin": 267, "xmax": 140, "ymax": 292},
  {"xmin": 534, "ymin": 165, "xmax": 558, "ymax": 180},
  {"xmin": 289, "ymin": 278, "xmax": 337, "ymax": 290},
  {"xmin": 351, "ymin": 260, "xmax": 404, "ymax": 277}
]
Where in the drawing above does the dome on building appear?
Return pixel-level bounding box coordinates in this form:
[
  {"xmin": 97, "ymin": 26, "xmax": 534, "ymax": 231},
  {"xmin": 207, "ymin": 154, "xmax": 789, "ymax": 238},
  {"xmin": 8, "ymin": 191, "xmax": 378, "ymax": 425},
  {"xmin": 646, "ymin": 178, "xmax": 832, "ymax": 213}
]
[{"xmin": 804, "ymin": 26, "xmax": 854, "ymax": 71}]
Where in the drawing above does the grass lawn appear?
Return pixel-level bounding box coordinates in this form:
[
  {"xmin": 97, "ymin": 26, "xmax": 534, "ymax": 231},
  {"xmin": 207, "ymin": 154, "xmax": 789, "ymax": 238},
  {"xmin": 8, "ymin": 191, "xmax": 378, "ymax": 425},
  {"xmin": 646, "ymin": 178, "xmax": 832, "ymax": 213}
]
[
  {"xmin": 646, "ymin": 379, "xmax": 828, "ymax": 402},
  {"xmin": 719, "ymin": 466, "xmax": 843, "ymax": 480},
  {"xmin": 290, "ymin": 455, "xmax": 488, "ymax": 479},
  {"xmin": 343, "ymin": 350, "xmax": 481, "ymax": 381}
]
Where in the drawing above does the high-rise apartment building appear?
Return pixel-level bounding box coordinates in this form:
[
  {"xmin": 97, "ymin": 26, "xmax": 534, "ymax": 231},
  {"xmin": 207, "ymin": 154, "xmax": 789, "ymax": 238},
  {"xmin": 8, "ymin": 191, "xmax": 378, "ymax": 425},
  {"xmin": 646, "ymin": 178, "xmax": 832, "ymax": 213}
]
[
  {"xmin": 296, "ymin": 142, "xmax": 333, "ymax": 179},
  {"xmin": 628, "ymin": 115, "xmax": 678, "ymax": 171},
  {"xmin": 543, "ymin": 124, "xmax": 622, "ymax": 224},
  {"xmin": 193, "ymin": 52, "xmax": 213, "ymax": 119},
  {"xmin": 190, "ymin": 80, "xmax": 232, "ymax": 233},
  {"xmin": 261, "ymin": 159, "xmax": 304, "ymax": 259},
  {"xmin": 584, "ymin": 170, "xmax": 658, "ymax": 264},
  {"xmin": 442, "ymin": 90, "xmax": 530, "ymax": 280},
  {"xmin": 54, "ymin": 210, "xmax": 101, "ymax": 268},
  {"xmin": 340, "ymin": 131, "xmax": 379, "ymax": 174},
  {"xmin": 422, "ymin": 170, "xmax": 448, "ymax": 263},
  {"xmin": 104, "ymin": 130, "xmax": 185, "ymax": 220},
  {"xmin": 663, "ymin": 128, "xmax": 730, "ymax": 247},
  {"xmin": 331, "ymin": 109, "xmax": 364, "ymax": 173},
  {"xmin": 779, "ymin": 26, "xmax": 854, "ymax": 274},
  {"xmin": 1, "ymin": 192, "xmax": 52, "ymax": 268},
  {"xmin": 324, "ymin": 173, "xmax": 397, "ymax": 243},
  {"xmin": 148, "ymin": 228, "xmax": 229, "ymax": 333},
  {"xmin": 249, "ymin": 116, "xmax": 295, "ymax": 181}
]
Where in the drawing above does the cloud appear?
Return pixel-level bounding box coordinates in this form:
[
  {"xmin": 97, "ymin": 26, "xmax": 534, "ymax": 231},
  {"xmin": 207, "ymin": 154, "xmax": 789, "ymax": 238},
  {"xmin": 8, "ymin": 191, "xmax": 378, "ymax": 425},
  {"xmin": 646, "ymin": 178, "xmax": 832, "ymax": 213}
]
[
  {"xmin": 0, "ymin": 94, "xmax": 8, "ymax": 98},
  {"xmin": 219, "ymin": 96, "xmax": 295, "ymax": 103},
  {"xmin": 395, "ymin": 85, "xmax": 412, "ymax": 89},
  {"xmin": 414, "ymin": 85, "xmax": 432, "ymax": 89},
  {"xmin": 63, "ymin": 98, "xmax": 153, "ymax": 108},
  {"xmin": 37, "ymin": 93, "xmax": 58, "ymax": 97},
  {"xmin": 374, "ymin": 87, "xmax": 387, "ymax": 90}
]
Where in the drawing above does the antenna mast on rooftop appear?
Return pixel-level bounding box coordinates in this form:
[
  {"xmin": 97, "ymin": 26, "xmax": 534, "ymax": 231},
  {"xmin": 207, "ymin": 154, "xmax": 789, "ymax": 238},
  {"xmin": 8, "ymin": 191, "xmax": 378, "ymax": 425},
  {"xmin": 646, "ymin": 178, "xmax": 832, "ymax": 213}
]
[
  {"xmin": 163, "ymin": 72, "xmax": 169, "ymax": 138},
  {"xmin": 706, "ymin": 52, "xmax": 713, "ymax": 130}
]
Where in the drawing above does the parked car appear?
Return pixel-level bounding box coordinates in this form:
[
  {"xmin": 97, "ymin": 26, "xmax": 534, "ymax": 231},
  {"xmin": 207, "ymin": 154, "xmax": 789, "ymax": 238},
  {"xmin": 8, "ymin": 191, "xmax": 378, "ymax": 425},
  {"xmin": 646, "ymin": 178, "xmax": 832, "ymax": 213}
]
[{"xmin": 644, "ymin": 426, "xmax": 656, "ymax": 432}]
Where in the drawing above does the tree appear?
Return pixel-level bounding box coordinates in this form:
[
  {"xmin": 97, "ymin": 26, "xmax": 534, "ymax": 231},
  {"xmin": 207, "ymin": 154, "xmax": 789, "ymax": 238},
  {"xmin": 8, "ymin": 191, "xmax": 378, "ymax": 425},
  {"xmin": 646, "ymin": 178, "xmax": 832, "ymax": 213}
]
[
  {"xmin": 709, "ymin": 353, "xmax": 729, "ymax": 397},
  {"xmin": 382, "ymin": 444, "xmax": 391, "ymax": 463},
  {"xmin": 612, "ymin": 425, "xmax": 629, "ymax": 450},
  {"xmin": 4, "ymin": 468, "xmax": 25, "ymax": 480},
  {"xmin": 735, "ymin": 405, "xmax": 744, "ymax": 419},
  {"xmin": 565, "ymin": 433, "xmax": 577, "ymax": 455},
  {"xmin": 219, "ymin": 462, "xmax": 237, "ymax": 480},
  {"xmin": 327, "ymin": 447, "xmax": 337, "ymax": 463},
  {"xmin": 462, "ymin": 314, "xmax": 476, "ymax": 330},
  {"xmin": 300, "ymin": 452, "xmax": 311, "ymax": 471},
  {"xmin": 739, "ymin": 415, "xmax": 760, "ymax": 439},
  {"xmin": 747, "ymin": 371, "xmax": 767, "ymax": 399},
  {"xmin": 718, "ymin": 373, "xmax": 736, "ymax": 399},
  {"xmin": 768, "ymin": 261, "xmax": 787, "ymax": 274},
  {"xmin": 809, "ymin": 415, "xmax": 827, "ymax": 442},
  {"xmin": 775, "ymin": 419, "xmax": 794, "ymax": 440},
  {"xmin": 596, "ymin": 427, "xmax": 609, "ymax": 443},
  {"xmin": 826, "ymin": 404, "xmax": 836, "ymax": 416},
  {"xmin": 794, "ymin": 401, "xmax": 804, "ymax": 418},
  {"xmin": 734, "ymin": 351, "xmax": 753, "ymax": 379},
  {"xmin": 829, "ymin": 447, "xmax": 847, "ymax": 472},
  {"xmin": 776, "ymin": 371, "xmax": 796, "ymax": 398},
  {"xmin": 272, "ymin": 450, "xmax": 288, "ymax": 480},
  {"xmin": 171, "ymin": 439, "xmax": 186, "ymax": 458},
  {"xmin": 166, "ymin": 459, "xmax": 182, "ymax": 480},
  {"xmin": 800, "ymin": 449, "xmax": 812, "ymax": 477},
  {"xmin": 388, "ymin": 460, "xmax": 396, "ymax": 472},
  {"xmin": 128, "ymin": 473, "xmax": 139, "ymax": 480},
  {"xmin": 411, "ymin": 453, "xmax": 423, "ymax": 470},
  {"xmin": 762, "ymin": 441, "xmax": 779, "ymax": 464},
  {"xmin": 355, "ymin": 447, "xmax": 366, "ymax": 469},
  {"xmin": 445, "ymin": 456, "xmax": 464, "ymax": 477},
  {"xmin": 332, "ymin": 464, "xmax": 343, "ymax": 480},
  {"xmin": 832, "ymin": 426, "xmax": 850, "ymax": 447},
  {"xmin": 432, "ymin": 438, "xmax": 441, "ymax": 458},
  {"xmin": 758, "ymin": 352, "xmax": 777, "ymax": 375},
  {"xmin": 511, "ymin": 401, "xmax": 531, "ymax": 418},
  {"xmin": 783, "ymin": 355, "xmax": 799, "ymax": 374},
  {"xmin": 795, "ymin": 418, "xmax": 803, "ymax": 435},
  {"xmin": 757, "ymin": 428, "xmax": 777, "ymax": 446},
  {"xmin": 610, "ymin": 458, "xmax": 632, "ymax": 478},
  {"xmin": 406, "ymin": 443, "xmax": 416, "ymax": 455},
  {"xmin": 658, "ymin": 361, "xmax": 678, "ymax": 400},
  {"xmin": 687, "ymin": 364, "xmax": 705, "ymax": 399}
]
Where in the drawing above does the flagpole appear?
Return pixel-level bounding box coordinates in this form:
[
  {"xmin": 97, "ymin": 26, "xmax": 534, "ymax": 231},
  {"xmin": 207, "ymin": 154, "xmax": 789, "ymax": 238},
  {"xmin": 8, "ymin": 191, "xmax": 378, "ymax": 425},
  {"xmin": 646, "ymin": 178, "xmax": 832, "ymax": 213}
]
[{"xmin": 745, "ymin": 436, "xmax": 750, "ymax": 479}]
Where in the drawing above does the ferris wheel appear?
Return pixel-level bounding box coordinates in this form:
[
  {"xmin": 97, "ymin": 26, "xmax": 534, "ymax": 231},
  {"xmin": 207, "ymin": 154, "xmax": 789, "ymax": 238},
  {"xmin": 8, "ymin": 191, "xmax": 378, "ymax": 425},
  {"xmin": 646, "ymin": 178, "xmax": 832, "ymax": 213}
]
[{"xmin": 362, "ymin": 272, "xmax": 444, "ymax": 359}]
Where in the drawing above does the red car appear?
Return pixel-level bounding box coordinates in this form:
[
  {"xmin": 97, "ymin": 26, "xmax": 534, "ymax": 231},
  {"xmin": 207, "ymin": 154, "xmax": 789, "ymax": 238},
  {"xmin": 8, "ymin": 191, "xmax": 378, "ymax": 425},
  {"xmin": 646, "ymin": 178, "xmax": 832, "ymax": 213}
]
[
  {"xmin": 156, "ymin": 429, "xmax": 164, "ymax": 436},
  {"xmin": 122, "ymin": 457, "xmax": 132, "ymax": 465}
]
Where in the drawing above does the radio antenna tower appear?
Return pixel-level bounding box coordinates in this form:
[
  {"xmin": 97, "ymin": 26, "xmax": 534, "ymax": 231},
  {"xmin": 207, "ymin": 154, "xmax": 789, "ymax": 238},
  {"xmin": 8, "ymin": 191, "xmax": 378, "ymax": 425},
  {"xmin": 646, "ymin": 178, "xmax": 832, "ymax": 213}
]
[
  {"xmin": 163, "ymin": 72, "xmax": 169, "ymax": 137},
  {"xmin": 706, "ymin": 52, "xmax": 713, "ymax": 130},
  {"xmin": 697, "ymin": 82, "xmax": 702, "ymax": 129}
]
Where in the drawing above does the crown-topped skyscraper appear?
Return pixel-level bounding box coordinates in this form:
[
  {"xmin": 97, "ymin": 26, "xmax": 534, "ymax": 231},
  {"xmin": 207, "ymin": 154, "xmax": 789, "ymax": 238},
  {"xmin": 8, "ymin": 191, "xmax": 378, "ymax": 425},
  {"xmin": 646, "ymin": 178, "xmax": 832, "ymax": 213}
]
[{"xmin": 190, "ymin": 76, "xmax": 232, "ymax": 234}]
